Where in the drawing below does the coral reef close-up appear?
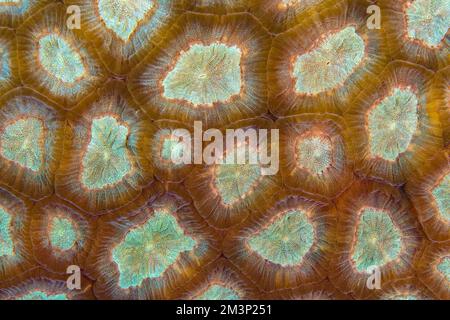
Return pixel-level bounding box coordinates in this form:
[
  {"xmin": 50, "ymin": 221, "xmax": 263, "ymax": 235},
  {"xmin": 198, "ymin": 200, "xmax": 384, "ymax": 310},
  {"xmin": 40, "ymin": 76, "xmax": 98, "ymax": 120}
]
[{"xmin": 0, "ymin": 0, "xmax": 448, "ymax": 301}]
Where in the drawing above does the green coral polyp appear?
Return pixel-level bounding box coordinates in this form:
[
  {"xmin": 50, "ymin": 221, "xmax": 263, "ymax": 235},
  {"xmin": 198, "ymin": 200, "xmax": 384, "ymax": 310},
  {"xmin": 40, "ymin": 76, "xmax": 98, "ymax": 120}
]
[
  {"xmin": 196, "ymin": 284, "xmax": 240, "ymax": 300},
  {"xmin": 98, "ymin": 0, "xmax": 154, "ymax": 42},
  {"xmin": 368, "ymin": 87, "xmax": 419, "ymax": 161},
  {"xmin": 293, "ymin": 26, "xmax": 365, "ymax": 94},
  {"xmin": 352, "ymin": 208, "xmax": 402, "ymax": 273},
  {"xmin": 215, "ymin": 163, "xmax": 261, "ymax": 206},
  {"xmin": 113, "ymin": 210, "xmax": 196, "ymax": 289},
  {"xmin": 49, "ymin": 216, "xmax": 78, "ymax": 251},
  {"xmin": 163, "ymin": 43, "xmax": 242, "ymax": 106},
  {"xmin": 248, "ymin": 209, "xmax": 315, "ymax": 267},
  {"xmin": 432, "ymin": 173, "xmax": 450, "ymax": 221},
  {"xmin": 437, "ymin": 257, "xmax": 450, "ymax": 282},
  {"xmin": 81, "ymin": 116, "xmax": 131, "ymax": 190},
  {"xmin": 296, "ymin": 135, "xmax": 332, "ymax": 175},
  {"xmin": 0, "ymin": 207, "xmax": 13, "ymax": 257},
  {"xmin": 17, "ymin": 291, "xmax": 67, "ymax": 300},
  {"xmin": 406, "ymin": 0, "xmax": 450, "ymax": 47},
  {"xmin": 38, "ymin": 34, "xmax": 85, "ymax": 84},
  {"xmin": 0, "ymin": 117, "xmax": 44, "ymax": 172}
]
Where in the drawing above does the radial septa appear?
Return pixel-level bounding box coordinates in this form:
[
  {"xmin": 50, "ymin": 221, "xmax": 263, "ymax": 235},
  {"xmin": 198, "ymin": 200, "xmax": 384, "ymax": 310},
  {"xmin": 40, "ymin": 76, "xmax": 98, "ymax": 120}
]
[
  {"xmin": 405, "ymin": 151, "xmax": 449, "ymax": 242},
  {"xmin": 215, "ymin": 162, "xmax": 262, "ymax": 206},
  {"xmin": 331, "ymin": 180, "xmax": 423, "ymax": 299},
  {"xmin": 345, "ymin": 61, "xmax": 441, "ymax": 185},
  {"xmin": 86, "ymin": 185, "xmax": 220, "ymax": 299},
  {"xmin": 1, "ymin": 118, "xmax": 44, "ymax": 172},
  {"xmin": 81, "ymin": 116, "xmax": 132, "ymax": 190},
  {"xmin": 248, "ymin": 0, "xmax": 328, "ymax": 34},
  {"xmin": 248, "ymin": 209, "xmax": 315, "ymax": 267},
  {"xmin": 162, "ymin": 43, "xmax": 242, "ymax": 106},
  {"xmin": 0, "ymin": 207, "xmax": 13, "ymax": 257},
  {"xmin": 267, "ymin": 0, "xmax": 387, "ymax": 115},
  {"xmin": 278, "ymin": 114, "xmax": 352, "ymax": 200},
  {"xmin": 0, "ymin": 269, "xmax": 95, "ymax": 300},
  {"xmin": 0, "ymin": 28, "xmax": 18, "ymax": 97},
  {"xmin": 66, "ymin": 0, "xmax": 179, "ymax": 75},
  {"xmin": 195, "ymin": 285, "xmax": 240, "ymax": 300},
  {"xmin": 351, "ymin": 208, "xmax": 402, "ymax": 273},
  {"xmin": 30, "ymin": 199, "xmax": 94, "ymax": 274},
  {"xmin": 367, "ymin": 88, "xmax": 419, "ymax": 161},
  {"xmin": 293, "ymin": 26, "xmax": 365, "ymax": 95},
  {"xmin": 0, "ymin": 89, "xmax": 64, "ymax": 200},
  {"xmin": 112, "ymin": 210, "xmax": 196, "ymax": 289},
  {"xmin": 381, "ymin": 0, "xmax": 449, "ymax": 69},
  {"xmin": 55, "ymin": 81, "xmax": 153, "ymax": 213},
  {"xmin": 0, "ymin": 0, "xmax": 51, "ymax": 28},
  {"xmin": 405, "ymin": 0, "xmax": 450, "ymax": 48},
  {"xmin": 296, "ymin": 135, "xmax": 332, "ymax": 175},
  {"xmin": 128, "ymin": 13, "xmax": 271, "ymax": 128},
  {"xmin": 98, "ymin": 0, "xmax": 155, "ymax": 42},
  {"xmin": 17, "ymin": 3, "xmax": 105, "ymax": 107},
  {"xmin": 437, "ymin": 256, "xmax": 450, "ymax": 281},
  {"xmin": 0, "ymin": 187, "xmax": 33, "ymax": 281},
  {"xmin": 432, "ymin": 173, "xmax": 450, "ymax": 222},
  {"xmin": 223, "ymin": 195, "xmax": 334, "ymax": 291}
]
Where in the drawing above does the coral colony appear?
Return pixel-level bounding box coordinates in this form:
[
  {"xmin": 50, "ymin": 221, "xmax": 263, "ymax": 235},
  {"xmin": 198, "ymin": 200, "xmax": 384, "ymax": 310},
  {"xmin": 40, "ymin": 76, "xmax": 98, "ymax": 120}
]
[{"xmin": 0, "ymin": 0, "xmax": 448, "ymax": 301}]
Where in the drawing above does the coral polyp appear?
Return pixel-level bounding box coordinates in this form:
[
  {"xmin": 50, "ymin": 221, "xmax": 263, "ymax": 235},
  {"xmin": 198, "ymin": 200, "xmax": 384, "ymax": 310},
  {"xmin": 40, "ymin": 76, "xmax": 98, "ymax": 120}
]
[
  {"xmin": 67, "ymin": 0, "xmax": 179, "ymax": 75},
  {"xmin": 346, "ymin": 61, "xmax": 442, "ymax": 185},
  {"xmin": 330, "ymin": 180, "xmax": 423, "ymax": 299},
  {"xmin": 278, "ymin": 114, "xmax": 353, "ymax": 200},
  {"xmin": 17, "ymin": 3, "xmax": 105, "ymax": 108},
  {"xmin": 268, "ymin": 0, "xmax": 387, "ymax": 115},
  {"xmin": 112, "ymin": 209, "xmax": 196, "ymax": 288},
  {"xmin": 56, "ymin": 81, "xmax": 153, "ymax": 213},
  {"xmin": 382, "ymin": 0, "xmax": 449, "ymax": 70},
  {"xmin": 224, "ymin": 194, "xmax": 335, "ymax": 291},
  {"xmin": 162, "ymin": 43, "xmax": 242, "ymax": 106},
  {"xmin": 0, "ymin": 0, "xmax": 448, "ymax": 301},
  {"xmin": 186, "ymin": 119, "xmax": 281, "ymax": 228},
  {"xmin": 351, "ymin": 208, "xmax": 402, "ymax": 273},
  {"xmin": 128, "ymin": 12, "xmax": 271, "ymax": 128},
  {"xmin": 86, "ymin": 184, "xmax": 219, "ymax": 299},
  {"xmin": 30, "ymin": 197, "xmax": 94, "ymax": 274},
  {"xmin": 0, "ymin": 88, "xmax": 64, "ymax": 200},
  {"xmin": 406, "ymin": 150, "xmax": 449, "ymax": 242}
]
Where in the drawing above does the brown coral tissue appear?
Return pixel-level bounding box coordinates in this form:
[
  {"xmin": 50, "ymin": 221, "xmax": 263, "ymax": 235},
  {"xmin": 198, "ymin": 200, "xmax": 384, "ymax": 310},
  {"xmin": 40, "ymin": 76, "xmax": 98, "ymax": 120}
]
[{"xmin": 0, "ymin": 0, "xmax": 448, "ymax": 304}]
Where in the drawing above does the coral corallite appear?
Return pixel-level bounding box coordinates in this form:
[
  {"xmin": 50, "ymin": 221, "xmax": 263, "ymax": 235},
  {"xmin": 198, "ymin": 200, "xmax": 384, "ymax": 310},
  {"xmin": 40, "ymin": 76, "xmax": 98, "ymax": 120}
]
[{"xmin": 0, "ymin": 0, "xmax": 448, "ymax": 301}]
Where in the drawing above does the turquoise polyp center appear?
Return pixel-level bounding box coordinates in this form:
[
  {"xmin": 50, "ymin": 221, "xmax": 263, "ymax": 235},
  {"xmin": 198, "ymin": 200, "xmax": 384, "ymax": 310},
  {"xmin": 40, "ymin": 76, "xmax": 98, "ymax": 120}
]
[
  {"xmin": 248, "ymin": 209, "xmax": 315, "ymax": 267},
  {"xmin": 352, "ymin": 208, "xmax": 402, "ymax": 273},
  {"xmin": 196, "ymin": 285, "xmax": 240, "ymax": 300},
  {"xmin": 112, "ymin": 210, "xmax": 196, "ymax": 289},
  {"xmin": 293, "ymin": 26, "xmax": 365, "ymax": 94},
  {"xmin": 432, "ymin": 173, "xmax": 450, "ymax": 221},
  {"xmin": 38, "ymin": 34, "xmax": 85, "ymax": 84},
  {"xmin": 163, "ymin": 43, "xmax": 242, "ymax": 106},
  {"xmin": 0, "ymin": 117, "xmax": 44, "ymax": 172},
  {"xmin": 296, "ymin": 135, "xmax": 332, "ymax": 175},
  {"xmin": 49, "ymin": 216, "xmax": 77, "ymax": 251},
  {"xmin": 17, "ymin": 291, "xmax": 67, "ymax": 300},
  {"xmin": 81, "ymin": 116, "xmax": 131, "ymax": 190},
  {"xmin": 161, "ymin": 136, "xmax": 184, "ymax": 162},
  {"xmin": 437, "ymin": 257, "xmax": 450, "ymax": 282},
  {"xmin": 0, "ymin": 45, "xmax": 11, "ymax": 81},
  {"xmin": 215, "ymin": 161, "xmax": 261, "ymax": 206},
  {"xmin": 0, "ymin": 207, "xmax": 14, "ymax": 257},
  {"xmin": 368, "ymin": 87, "xmax": 419, "ymax": 161},
  {"xmin": 406, "ymin": 0, "xmax": 450, "ymax": 47},
  {"xmin": 98, "ymin": 0, "xmax": 154, "ymax": 41}
]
